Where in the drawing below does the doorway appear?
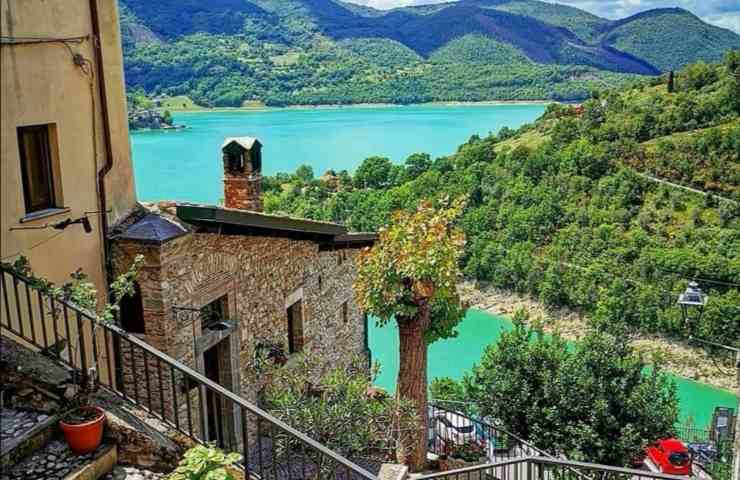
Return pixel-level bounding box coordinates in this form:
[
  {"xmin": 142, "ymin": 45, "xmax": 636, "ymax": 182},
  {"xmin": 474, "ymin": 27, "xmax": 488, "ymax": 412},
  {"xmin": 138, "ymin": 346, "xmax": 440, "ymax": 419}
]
[{"xmin": 204, "ymin": 340, "xmax": 225, "ymax": 447}]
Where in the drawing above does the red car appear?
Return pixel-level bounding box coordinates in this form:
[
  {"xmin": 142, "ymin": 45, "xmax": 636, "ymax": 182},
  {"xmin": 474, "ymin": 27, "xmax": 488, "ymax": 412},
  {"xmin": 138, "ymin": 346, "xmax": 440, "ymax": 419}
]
[{"xmin": 646, "ymin": 438, "xmax": 692, "ymax": 476}]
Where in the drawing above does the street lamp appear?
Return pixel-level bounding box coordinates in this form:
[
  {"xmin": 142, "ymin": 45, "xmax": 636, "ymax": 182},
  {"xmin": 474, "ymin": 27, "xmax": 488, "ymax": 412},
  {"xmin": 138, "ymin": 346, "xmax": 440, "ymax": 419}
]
[
  {"xmin": 677, "ymin": 281, "xmax": 707, "ymax": 328},
  {"xmin": 677, "ymin": 281, "xmax": 739, "ymax": 480}
]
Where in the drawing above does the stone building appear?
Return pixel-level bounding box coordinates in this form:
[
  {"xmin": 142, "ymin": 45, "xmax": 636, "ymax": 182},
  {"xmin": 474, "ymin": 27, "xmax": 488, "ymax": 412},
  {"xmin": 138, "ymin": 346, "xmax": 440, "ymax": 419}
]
[{"xmin": 110, "ymin": 137, "xmax": 375, "ymax": 449}]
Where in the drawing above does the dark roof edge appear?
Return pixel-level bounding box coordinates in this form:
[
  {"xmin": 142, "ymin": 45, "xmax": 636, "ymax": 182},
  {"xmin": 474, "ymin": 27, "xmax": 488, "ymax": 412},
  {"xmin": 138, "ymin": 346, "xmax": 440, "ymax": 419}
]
[
  {"xmin": 176, "ymin": 204, "xmax": 348, "ymax": 237},
  {"xmin": 320, "ymin": 232, "xmax": 378, "ymax": 250}
]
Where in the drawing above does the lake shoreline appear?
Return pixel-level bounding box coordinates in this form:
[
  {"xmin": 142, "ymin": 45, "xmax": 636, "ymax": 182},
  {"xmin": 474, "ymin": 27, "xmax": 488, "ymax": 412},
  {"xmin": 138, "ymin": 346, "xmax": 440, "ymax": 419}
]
[
  {"xmin": 164, "ymin": 99, "xmax": 556, "ymax": 114},
  {"xmin": 460, "ymin": 281, "xmax": 737, "ymax": 393}
]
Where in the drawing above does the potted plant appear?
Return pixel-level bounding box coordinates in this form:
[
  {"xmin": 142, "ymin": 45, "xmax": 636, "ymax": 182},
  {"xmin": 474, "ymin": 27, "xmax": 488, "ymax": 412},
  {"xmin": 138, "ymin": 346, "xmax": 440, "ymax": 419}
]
[
  {"xmin": 59, "ymin": 402, "xmax": 106, "ymax": 455},
  {"xmin": 4, "ymin": 257, "xmax": 145, "ymax": 455},
  {"xmin": 444, "ymin": 440, "xmax": 488, "ymax": 479}
]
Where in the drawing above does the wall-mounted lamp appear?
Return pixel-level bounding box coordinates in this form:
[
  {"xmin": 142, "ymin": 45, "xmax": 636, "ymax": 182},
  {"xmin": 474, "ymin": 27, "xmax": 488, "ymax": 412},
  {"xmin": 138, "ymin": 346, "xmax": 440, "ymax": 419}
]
[
  {"xmin": 52, "ymin": 216, "xmax": 92, "ymax": 233},
  {"xmin": 10, "ymin": 215, "xmax": 93, "ymax": 233}
]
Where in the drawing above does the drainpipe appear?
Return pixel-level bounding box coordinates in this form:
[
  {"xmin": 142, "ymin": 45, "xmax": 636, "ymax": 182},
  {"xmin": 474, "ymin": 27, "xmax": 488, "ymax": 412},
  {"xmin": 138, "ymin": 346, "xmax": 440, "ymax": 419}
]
[{"xmin": 89, "ymin": 0, "xmax": 115, "ymax": 288}]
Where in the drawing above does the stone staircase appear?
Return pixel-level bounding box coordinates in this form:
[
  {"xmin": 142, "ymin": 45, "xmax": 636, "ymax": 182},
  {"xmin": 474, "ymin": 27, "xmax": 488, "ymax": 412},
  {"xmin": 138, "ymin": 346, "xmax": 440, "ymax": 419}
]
[
  {"xmin": 0, "ymin": 336, "xmax": 116, "ymax": 480},
  {"xmin": 0, "ymin": 336, "xmax": 177, "ymax": 480}
]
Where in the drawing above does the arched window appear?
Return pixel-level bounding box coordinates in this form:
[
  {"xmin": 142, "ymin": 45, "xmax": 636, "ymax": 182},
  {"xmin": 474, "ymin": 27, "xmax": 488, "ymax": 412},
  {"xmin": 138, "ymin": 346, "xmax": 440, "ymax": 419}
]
[{"xmin": 119, "ymin": 281, "xmax": 145, "ymax": 334}]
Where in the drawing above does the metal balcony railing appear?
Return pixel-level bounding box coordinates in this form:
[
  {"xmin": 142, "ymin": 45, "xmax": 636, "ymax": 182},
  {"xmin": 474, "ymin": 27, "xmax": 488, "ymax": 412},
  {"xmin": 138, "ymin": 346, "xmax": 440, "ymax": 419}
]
[
  {"xmin": 426, "ymin": 404, "xmax": 687, "ymax": 480},
  {"xmin": 415, "ymin": 456, "xmax": 687, "ymax": 480},
  {"xmin": 0, "ymin": 264, "xmax": 377, "ymax": 480}
]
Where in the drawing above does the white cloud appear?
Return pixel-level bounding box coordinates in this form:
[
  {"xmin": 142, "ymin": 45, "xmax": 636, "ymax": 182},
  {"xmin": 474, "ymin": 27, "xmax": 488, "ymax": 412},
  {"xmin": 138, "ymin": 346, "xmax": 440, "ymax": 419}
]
[
  {"xmin": 346, "ymin": 0, "xmax": 740, "ymax": 33},
  {"xmin": 702, "ymin": 12, "xmax": 740, "ymax": 33}
]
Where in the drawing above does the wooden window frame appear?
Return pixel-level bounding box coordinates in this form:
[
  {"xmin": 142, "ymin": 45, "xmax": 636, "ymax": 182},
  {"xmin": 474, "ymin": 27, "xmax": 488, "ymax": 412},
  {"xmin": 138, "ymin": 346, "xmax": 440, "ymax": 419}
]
[
  {"xmin": 287, "ymin": 299, "xmax": 304, "ymax": 354},
  {"xmin": 17, "ymin": 124, "xmax": 62, "ymax": 214}
]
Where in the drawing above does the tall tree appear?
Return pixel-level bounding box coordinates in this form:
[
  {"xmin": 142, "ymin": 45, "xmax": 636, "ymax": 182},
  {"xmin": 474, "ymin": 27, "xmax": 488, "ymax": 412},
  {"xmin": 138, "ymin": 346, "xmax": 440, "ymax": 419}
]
[
  {"xmin": 354, "ymin": 198, "xmax": 467, "ymax": 470},
  {"xmin": 458, "ymin": 311, "xmax": 679, "ymax": 466}
]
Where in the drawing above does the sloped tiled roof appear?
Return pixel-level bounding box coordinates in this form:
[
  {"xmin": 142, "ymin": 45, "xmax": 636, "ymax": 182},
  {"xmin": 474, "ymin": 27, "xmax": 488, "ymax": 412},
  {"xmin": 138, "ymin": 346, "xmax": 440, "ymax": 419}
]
[
  {"xmin": 115, "ymin": 213, "xmax": 188, "ymax": 244},
  {"xmin": 176, "ymin": 204, "xmax": 346, "ymax": 237},
  {"xmin": 221, "ymin": 137, "xmax": 259, "ymax": 151}
]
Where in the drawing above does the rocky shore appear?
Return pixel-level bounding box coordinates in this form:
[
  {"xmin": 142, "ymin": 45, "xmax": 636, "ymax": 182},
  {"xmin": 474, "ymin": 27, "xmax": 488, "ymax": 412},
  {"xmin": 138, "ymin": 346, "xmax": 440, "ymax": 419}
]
[{"xmin": 460, "ymin": 281, "xmax": 736, "ymax": 392}]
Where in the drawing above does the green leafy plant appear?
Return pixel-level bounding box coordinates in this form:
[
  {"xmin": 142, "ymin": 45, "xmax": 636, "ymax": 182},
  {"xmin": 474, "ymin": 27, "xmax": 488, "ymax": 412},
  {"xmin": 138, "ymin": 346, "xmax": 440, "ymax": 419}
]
[
  {"xmin": 262, "ymin": 354, "xmax": 419, "ymax": 472},
  {"xmin": 354, "ymin": 197, "xmax": 467, "ymax": 470},
  {"xmin": 168, "ymin": 444, "xmax": 241, "ymax": 480},
  {"xmin": 5, "ymin": 255, "xmax": 144, "ymax": 326},
  {"xmin": 445, "ymin": 441, "xmax": 486, "ymax": 462},
  {"xmin": 455, "ymin": 310, "xmax": 679, "ymax": 466},
  {"xmin": 3, "ymin": 255, "xmax": 144, "ymax": 397}
]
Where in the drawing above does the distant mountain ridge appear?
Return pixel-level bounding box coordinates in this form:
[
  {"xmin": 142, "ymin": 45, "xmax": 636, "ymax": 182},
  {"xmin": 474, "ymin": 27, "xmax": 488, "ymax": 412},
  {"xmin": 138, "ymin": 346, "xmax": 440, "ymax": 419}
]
[{"xmin": 119, "ymin": 0, "xmax": 740, "ymax": 107}]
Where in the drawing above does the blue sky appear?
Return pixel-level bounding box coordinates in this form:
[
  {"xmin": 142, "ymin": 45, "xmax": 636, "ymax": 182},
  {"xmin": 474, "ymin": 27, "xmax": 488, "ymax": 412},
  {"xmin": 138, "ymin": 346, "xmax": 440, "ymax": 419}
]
[{"xmin": 347, "ymin": 0, "xmax": 740, "ymax": 34}]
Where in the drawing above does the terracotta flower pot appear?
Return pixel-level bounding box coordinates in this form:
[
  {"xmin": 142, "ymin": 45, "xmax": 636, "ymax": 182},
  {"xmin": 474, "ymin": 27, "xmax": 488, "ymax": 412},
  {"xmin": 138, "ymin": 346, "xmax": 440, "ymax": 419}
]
[{"xmin": 59, "ymin": 406, "xmax": 105, "ymax": 455}]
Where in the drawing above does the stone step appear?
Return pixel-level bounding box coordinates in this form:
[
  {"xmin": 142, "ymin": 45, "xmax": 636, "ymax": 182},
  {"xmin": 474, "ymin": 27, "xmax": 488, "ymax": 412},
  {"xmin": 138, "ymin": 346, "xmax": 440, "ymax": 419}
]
[
  {"xmin": 101, "ymin": 465, "xmax": 166, "ymax": 480},
  {"xmin": 0, "ymin": 438, "xmax": 115, "ymax": 480},
  {"xmin": 0, "ymin": 408, "xmax": 59, "ymax": 469}
]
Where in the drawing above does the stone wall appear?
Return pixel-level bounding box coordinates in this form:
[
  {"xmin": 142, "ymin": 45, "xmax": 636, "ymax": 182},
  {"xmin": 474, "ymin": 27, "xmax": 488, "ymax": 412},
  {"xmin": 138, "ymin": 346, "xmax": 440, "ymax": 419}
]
[
  {"xmin": 111, "ymin": 226, "xmax": 369, "ymax": 447},
  {"xmin": 224, "ymin": 175, "xmax": 262, "ymax": 211}
]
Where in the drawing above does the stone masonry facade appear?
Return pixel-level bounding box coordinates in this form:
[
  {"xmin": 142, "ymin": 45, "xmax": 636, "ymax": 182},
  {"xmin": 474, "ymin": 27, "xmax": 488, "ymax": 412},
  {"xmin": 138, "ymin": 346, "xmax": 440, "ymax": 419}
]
[{"xmin": 111, "ymin": 215, "xmax": 370, "ymax": 447}]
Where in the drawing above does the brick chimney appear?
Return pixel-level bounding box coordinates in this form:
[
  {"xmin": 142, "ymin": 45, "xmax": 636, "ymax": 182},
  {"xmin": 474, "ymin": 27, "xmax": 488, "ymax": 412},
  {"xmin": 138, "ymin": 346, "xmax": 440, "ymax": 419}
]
[{"xmin": 221, "ymin": 137, "xmax": 262, "ymax": 211}]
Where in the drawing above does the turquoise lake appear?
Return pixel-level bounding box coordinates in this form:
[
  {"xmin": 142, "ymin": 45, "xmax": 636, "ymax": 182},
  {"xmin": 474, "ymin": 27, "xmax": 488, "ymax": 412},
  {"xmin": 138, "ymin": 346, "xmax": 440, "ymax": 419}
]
[
  {"xmin": 129, "ymin": 104, "xmax": 736, "ymax": 431},
  {"xmin": 130, "ymin": 104, "xmax": 546, "ymax": 203},
  {"xmin": 369, "ymin": 310, "xmax": 738, "ymax": 431}
]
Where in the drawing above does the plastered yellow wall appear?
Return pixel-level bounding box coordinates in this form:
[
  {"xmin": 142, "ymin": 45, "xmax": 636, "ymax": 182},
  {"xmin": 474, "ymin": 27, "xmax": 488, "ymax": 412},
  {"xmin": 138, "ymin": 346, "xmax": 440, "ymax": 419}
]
[{"xmin": 1, "ymin": 0, "xmax": 136, "ymax": 293}]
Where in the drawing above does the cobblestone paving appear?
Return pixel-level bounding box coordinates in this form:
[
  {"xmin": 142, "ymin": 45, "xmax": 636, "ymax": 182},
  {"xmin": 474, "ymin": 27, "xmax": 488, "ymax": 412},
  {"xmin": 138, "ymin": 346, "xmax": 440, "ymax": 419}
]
[
  {"xmin": 102, "ymin": 465, "xmax": 167, "ymax": 480},
  {"xmin": 0, "ymin": 408, "xmax": 50, "ymax": 446},
  {"xmin": 0, "ymin": 440, "xmax": 107, "ymax": 480}
]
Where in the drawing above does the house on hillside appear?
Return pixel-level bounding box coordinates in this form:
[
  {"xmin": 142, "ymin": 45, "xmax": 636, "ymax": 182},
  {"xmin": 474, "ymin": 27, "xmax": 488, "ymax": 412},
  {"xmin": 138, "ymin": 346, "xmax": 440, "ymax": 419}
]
[{"xmin": 110, "ymin": 137, "xmax": 376, "ymax": 448}]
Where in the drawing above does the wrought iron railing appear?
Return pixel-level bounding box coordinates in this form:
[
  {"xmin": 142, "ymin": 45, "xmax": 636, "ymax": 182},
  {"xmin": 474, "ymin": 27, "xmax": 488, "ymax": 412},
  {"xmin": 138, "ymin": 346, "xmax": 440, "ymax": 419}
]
[
  {"xmin": 428, "ymin": 402, "xmax": 563, "ymax": 464},
  {"xmin": 0, "ymin": 264, "xmax": 377, "ymax": 480},
  {"xmin": 415, "ymin": 456, "xmax": 686, "ymax": 480}
]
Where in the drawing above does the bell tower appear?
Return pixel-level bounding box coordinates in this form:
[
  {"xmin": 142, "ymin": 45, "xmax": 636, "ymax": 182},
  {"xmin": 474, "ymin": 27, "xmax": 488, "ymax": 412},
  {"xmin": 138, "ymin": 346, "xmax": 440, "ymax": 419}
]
[{"xmin": 221, "ymin": 137, "xmax": 262, "ymax": 211}]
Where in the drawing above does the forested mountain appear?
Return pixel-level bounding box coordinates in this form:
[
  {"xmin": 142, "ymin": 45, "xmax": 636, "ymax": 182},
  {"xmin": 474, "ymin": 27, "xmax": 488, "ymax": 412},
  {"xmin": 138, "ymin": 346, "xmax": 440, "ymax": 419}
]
[
  {"xmin": 601, "ymin": 8, "xmax": 740, "ymax": 72},
  {"xmin": 260, "ymin": 56, "xmax": 740, "ymax": 347},
  {"xmin": 119, "ymin": 0, "xmax": 740, "ymax": 107}
]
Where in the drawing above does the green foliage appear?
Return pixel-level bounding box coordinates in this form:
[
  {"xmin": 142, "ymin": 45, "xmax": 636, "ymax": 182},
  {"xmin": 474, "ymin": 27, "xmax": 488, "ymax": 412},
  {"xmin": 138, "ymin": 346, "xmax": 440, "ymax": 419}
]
[
  {"xmin": 5, "ymin": 255, "xmax": 145, "ymax": 326},
  {"xmin": 602, "ymin": 9, "xmax": 740, "ymax": 72},
  {"xmin": 264, "ymin": 59, "xmax": 740, "ymax": 348},
  {"xmin": 295, "ymin": 164, "xmax": 314, "ymax": 182},
  {"xmin": 456, "ymin": 310, "xmax": 679, "ymax": 466},
  {"xmin": 429, "ymin": 35, "xmax": 529, "ymax": 65},
  {"xmin": 168, "ymin": 444, "xmax": 241, "ymax": 480},
  {"xmin": 490, "ymin": 0, "xmax": 607, "ymax": 43},
  {"xmin": 429, "ymin": 377, "xmax": 471, "ymax": 415},
  {"xmin": 262, "ymin": 355, "xmax": 419, "ymax": 465},
  {"xmin": 114, "ymin": 0, "xmax": 740, "ymax": 106},
  {"xmin": 354, "ymin": 156, "xmax": 394, "ymax": 190},
  {"xmin": 354, "ymin": 198, "xmax": 467, "ymax": 342}
]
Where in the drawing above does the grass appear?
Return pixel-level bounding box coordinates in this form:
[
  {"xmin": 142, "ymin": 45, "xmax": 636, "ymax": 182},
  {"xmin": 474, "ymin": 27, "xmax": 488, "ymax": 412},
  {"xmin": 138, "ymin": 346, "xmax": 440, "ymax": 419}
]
[
  {"xmin": 158, "ymin": 95, "xmax": 202, "ymax": 111},
  {"xmin": 494, "ymin": 129, "xmax": 550, "ymax": 152},
  {"xmin": 241, "ymin": 100, "xmax": 267, "ymax": 108}
]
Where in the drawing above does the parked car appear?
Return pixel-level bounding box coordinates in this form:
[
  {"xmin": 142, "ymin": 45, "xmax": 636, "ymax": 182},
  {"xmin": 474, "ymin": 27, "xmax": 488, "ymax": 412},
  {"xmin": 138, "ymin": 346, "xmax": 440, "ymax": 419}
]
[
  {"xmin": 646, "ymin": 439, "xmax": 693, "ymax": 476},
  {"xmin": 430, "ymin": 411, "xmax": 478, "ymax": 447}
]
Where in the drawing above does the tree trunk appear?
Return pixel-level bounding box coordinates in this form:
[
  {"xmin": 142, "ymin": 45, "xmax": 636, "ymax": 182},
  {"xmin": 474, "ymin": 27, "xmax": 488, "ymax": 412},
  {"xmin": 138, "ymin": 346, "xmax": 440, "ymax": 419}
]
[
  {"xmin": 732, "ymin": 351, "xmax": 739, "ymax": 480},
  {"xmin": 396, "ymin": 301, "xmax": 430, "ymax": 472}
]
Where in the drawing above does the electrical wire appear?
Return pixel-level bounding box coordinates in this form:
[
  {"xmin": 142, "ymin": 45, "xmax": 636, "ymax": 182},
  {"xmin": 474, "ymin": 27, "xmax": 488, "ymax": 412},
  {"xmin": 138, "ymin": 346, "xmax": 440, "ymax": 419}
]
[{"xmin": 1, "ymin": 231, "xmax": 66, "ymax": 262}]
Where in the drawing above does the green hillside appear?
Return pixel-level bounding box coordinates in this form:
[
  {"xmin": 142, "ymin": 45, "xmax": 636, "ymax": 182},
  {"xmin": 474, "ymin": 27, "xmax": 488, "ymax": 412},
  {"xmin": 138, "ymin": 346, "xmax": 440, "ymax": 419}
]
[
  {"xmin": 483, "ymin": 0, "xmax": 608, "ymax": 43},
  {"xmin": 119, "ymin": 0, "xmax": 740, "ymax": 107},
  {"xmin": 260, "ymin": 56, "xmax": 740, "ymax": 348},
  {"xmin": 602, "ymin": 8, "xmax": 740, "ymax": 71}
]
